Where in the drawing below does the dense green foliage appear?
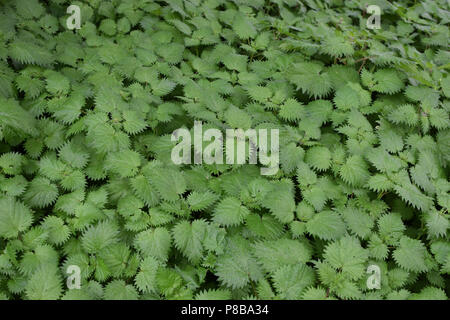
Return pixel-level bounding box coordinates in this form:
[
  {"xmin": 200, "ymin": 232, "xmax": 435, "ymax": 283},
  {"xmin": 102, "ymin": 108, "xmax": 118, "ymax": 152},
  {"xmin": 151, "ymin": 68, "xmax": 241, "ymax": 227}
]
[{"xmin": 0, "ymin": 0, "xmax": 449, "ymax": 300}]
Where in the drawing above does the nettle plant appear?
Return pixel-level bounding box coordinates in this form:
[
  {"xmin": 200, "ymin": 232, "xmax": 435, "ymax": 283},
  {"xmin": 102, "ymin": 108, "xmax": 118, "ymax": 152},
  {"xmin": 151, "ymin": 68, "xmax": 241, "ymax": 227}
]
[{"xmin": 0, "ymin": 0, "xmax": 449, "ymax": 300}]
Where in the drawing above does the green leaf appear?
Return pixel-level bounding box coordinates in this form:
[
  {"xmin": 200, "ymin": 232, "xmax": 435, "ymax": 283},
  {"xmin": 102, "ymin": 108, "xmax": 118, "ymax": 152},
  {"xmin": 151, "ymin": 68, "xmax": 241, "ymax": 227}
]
[
  {"xmin": 272, "ymin": 264, "xmax": 315, "ymax": 299},
  {"xmin": 233, "ymin": 12, "xmax": 257, "ymax": 40},
  {"xmin": 213, "ymin": 197, "xmax": 250, "ymax": 226},
  {"xmin": 215, "ymin": 237, "xmax": 262, "ymax": 289},
  {"xmin": 187, "ymin": 191, "xmax": 219, "ymax": 211},
  {"xmin": 393, "ymin": 237, "xmax": 429, "ymax": 273},
  {"xmin": 252, "ymin": 239, "xmax": 312, "ymax": 272},
  {"xmin": 104, "ymin": 280, "xmax": 139, "ymax": 300},
  {"xmin": 82, "ymin": 221, "xmax": 119, "ymax": 254},
  {"xmin": 261, "ymin": 181, "xmax": 295, "ymax": 223},
  {"xmin": 105, "ymin": 149, "xmax": 141, "ymax": 178},
  {"xmin": 26, "ymin": 267, "xmax": 62, "ymax": 300},
  {"xmin": 172, "ymin": 220, "xmax": 207, "ymax": 263},
  {"xmin": 305, "ymin": 146, "xmax": 331, "ymax": 172},
  {"xmin": 148, "ymin": 168, "xmax": 186, "ymax": 203},
  {"xmin": 195, "ymin": 289, "xmax": 232, "ymax": 300},
  {"xmin": 135, "ymin": 256, "xmax": 159, "ymax": 293},
  {"xmin": 135, "ymin": 227, "xmax": 171, "ymax": 261},
  {"xmin": 339, "ymin": 155, "xmax": 370, "ymax": 187},
  {"xmin": 306, "ymin": 210, "xmax": 346, "ymax": 240},
  {"xmin": 23, "ymin": 177, "xmax": 59, "ymax": 208},
  {"xmin": 324, "ymin": 236, "xmax": 368, "ymax": 280},
  {"xmin": 373, "ymin": 69, "xmax": 404, "ymax": 94},
  {"xmin": 340, "ymin": 206, "xmax": 374, "ymax": 239},
  {"xmin": 0, "ymin": 197, "xmax": 33, "ymax": 239}
]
